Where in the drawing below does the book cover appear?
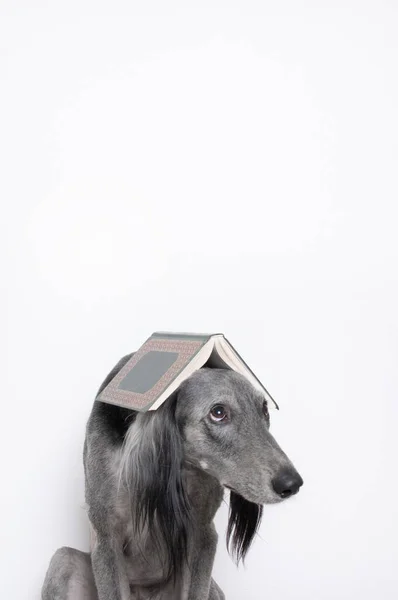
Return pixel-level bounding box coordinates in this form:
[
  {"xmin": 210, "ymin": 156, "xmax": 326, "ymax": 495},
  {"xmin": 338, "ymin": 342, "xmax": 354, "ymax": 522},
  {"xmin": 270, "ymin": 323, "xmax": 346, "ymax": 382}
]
[{"xmin": 98, "ymin": 333, "xmax": 211, "ymax": 411}]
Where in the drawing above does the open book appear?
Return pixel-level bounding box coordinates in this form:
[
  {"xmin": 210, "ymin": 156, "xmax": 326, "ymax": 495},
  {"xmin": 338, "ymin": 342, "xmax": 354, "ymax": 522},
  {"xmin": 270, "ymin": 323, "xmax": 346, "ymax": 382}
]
[{"xmin": 97, "ymin": 332, "xmax": 278, "ymax": 412}]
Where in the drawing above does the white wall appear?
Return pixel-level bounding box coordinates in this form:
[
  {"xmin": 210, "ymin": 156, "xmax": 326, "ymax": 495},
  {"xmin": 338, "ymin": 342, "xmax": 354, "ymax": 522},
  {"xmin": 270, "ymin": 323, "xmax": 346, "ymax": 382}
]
[{"xmin": 2, "ymin": 1, "xmax": 398, "ymax": 599}]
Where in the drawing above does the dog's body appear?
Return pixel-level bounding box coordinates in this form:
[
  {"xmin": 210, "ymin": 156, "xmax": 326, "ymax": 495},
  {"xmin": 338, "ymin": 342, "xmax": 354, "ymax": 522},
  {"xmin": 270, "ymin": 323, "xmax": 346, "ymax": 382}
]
[{"xmin": 42, "ymin": 354, "xmax": 303, "ymax": 600}]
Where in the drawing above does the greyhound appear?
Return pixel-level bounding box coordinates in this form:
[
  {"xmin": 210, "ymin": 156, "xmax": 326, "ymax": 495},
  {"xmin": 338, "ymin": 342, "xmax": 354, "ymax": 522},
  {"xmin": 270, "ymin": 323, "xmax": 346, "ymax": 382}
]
[{"xmin": 42, "ymin": 353, "xmax": 303, "ymax": 600}]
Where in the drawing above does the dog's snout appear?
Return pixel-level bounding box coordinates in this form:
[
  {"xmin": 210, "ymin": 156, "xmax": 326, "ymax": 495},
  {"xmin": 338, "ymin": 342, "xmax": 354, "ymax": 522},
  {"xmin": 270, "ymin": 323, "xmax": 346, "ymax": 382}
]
[{"xmin": 272, "ymin": 469, "xmax": 303, "ymax": 499}]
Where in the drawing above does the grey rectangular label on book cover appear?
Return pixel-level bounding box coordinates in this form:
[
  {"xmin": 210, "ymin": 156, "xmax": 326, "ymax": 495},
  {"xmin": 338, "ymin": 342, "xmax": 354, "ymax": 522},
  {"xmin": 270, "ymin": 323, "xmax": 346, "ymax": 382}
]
[{"xmin": 118, "ymin": 351, "xmax": 179, "ymax": 394}]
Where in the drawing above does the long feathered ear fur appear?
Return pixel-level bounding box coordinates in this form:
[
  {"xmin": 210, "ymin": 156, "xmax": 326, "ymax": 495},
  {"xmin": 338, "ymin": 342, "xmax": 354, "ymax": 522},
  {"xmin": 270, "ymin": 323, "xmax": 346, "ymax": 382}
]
[
  {"xmin": 119, "ymin": 392, "xmax": 192, "ymax": 583},
  {"xmin": 227, "ymin": 492, "xmax": 263, "ymax": 564}
]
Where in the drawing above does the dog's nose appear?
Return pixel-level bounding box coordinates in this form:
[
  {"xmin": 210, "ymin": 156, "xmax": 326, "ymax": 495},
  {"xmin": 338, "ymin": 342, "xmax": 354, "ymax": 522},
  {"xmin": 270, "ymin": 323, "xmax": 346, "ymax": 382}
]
[{"xmin": 272, "ymin": 469, "xmax": 303, "ymax": 498}]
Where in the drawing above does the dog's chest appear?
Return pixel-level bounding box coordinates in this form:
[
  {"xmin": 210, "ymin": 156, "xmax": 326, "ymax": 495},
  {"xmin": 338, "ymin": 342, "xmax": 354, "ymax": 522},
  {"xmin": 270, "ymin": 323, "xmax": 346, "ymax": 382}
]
[
  {"xmin": 106, "ymin": 484, "xmax": 169, "ymax": 585},
  {"xmin": 123, "ymin": 520, "xmax": 166, "ymax": 584},
  {"xmin": 123, "ymin": 520, "xmax": 184, "ymax": 599}
]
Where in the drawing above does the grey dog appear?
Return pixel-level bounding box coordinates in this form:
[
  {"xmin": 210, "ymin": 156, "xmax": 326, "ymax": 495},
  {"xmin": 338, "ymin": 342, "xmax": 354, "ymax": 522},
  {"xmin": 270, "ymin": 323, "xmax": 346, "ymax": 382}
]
[{"xmin": 42, "ymin": 353, "xmax": 303, "ymax": 600}]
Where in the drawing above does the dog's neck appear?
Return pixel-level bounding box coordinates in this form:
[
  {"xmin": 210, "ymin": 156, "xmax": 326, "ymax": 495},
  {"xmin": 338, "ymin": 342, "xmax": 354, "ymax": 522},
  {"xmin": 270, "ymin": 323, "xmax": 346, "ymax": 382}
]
[{"xmin": 182, "ymin": 462, "xmax": 224, "ymax": 525}]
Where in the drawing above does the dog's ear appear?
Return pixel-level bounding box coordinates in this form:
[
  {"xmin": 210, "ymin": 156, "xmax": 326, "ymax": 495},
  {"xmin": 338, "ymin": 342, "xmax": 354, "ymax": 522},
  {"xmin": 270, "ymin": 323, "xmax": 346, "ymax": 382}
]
[
  {"xmin": 227, "ymin": 491, "xmax": 263, "ymax": 564},
  {"xmin": 120, "ymin": 391, "xmax": 191, "ymax": 582}
]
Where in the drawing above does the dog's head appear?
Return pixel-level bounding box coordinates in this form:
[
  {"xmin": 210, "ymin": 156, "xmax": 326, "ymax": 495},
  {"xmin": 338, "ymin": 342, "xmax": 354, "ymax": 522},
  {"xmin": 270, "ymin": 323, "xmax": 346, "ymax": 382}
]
[
  {"xmin": 177, "ymin": 368, "xmax": 303, "ymax": 505},
  {"xmin": 121, "ymin": 367, "xmax": 303, "ymax": 579},
  {"xmin": 176, "ymin": 368, "xmax": 303, "ymax": 562}
]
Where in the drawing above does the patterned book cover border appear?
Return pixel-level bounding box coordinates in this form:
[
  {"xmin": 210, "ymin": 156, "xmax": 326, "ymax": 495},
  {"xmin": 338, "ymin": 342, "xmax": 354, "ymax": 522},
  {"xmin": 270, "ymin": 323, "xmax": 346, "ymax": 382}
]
[{"xmin": 99, "ymin": 338, "xmax": 204, "ymax": 410}]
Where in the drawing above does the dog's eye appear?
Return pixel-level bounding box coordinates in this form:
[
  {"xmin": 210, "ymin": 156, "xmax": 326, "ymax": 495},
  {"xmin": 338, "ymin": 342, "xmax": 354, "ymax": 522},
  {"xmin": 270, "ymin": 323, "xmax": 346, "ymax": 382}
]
[
  {"xmin": 209, "ymin": 405, "xmax": 228, "ymax": 422},
  {"xmin": 263, "ymin": 401, "xmax": 269, "ymax": 418}
]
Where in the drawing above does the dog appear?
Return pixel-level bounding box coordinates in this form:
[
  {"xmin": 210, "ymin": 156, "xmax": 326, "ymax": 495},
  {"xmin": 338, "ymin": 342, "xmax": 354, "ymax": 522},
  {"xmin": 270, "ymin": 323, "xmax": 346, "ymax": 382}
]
[{"xmin": 42, "ymin": 353, "xmax": 303, "ymax": 600}]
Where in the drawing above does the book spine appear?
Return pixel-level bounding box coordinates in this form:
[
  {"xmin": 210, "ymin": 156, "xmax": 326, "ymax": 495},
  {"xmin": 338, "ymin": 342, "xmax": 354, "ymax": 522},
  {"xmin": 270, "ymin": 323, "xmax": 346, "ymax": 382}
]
[{"xmin": 151, "ymin": 332, "xmax": 214, "ymax": 342}]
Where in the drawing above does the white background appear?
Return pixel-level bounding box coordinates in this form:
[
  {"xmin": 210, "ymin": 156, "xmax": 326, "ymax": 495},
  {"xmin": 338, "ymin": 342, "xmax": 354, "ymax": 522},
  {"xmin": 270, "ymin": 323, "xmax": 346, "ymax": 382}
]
[{"xmin": 1, "ymin": 1, "xmax": 398, "ymax": 599}]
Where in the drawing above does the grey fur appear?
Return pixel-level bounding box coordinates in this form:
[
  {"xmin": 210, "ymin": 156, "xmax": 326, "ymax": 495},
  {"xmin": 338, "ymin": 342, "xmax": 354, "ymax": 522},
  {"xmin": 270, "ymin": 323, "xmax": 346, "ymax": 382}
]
[{"xmin": 42, "ymin": 356, "xmax": 303, "ymax": 600}]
